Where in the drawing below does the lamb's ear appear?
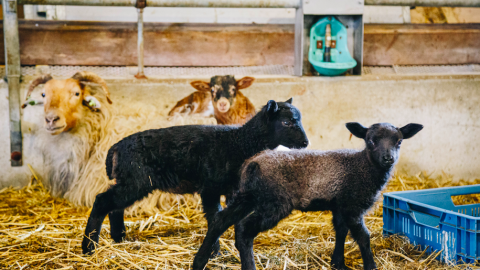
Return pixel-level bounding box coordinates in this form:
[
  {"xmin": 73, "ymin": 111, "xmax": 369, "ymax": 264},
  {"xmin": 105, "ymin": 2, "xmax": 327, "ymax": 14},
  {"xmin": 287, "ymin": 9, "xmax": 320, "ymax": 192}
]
[
  {"xmin": 83, "ymin": 96, "xmax": 101, "ymax": 110},
  {"xmin": 265, "ymin": 100, "xmax": 279, "ymax": 117},
  {"xmin": 346, "ymin": 122, "xmax": 367, "ymax": 139},
  {"xmin": 190, "ymin": 81, "xmax": 211, "ymax": 92},
  {"xmin": 285, "ymin": 97, "xmax": 293, "ymax": 104},
  {"xmin": 400, "ymin": 123, "xmax": 423, "ymax": 139},
  {"xmin": 236, "ymin": 77, "xmax": 255, "ymax": 89}
]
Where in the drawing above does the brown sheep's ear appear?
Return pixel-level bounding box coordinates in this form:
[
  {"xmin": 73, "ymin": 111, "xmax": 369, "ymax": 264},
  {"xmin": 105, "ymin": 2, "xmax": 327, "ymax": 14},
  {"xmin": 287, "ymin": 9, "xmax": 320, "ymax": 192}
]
[
  {"xmin": 236, "ymin": 77, "xmax": 255, "ymax": 89},
  {"xmin": 190, "ymin": 81, "xmax": 211, "ymax": 92}
]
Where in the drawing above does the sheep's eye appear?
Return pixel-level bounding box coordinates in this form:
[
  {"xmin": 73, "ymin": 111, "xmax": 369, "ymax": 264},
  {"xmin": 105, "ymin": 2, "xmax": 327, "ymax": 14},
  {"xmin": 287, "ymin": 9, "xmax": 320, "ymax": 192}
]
[
  {"xmin": 369, "ymin": 139, "xmax": 375, "ymax": 146},
  {"xmin": 75, "ymin": 92, "xmax": 80, "ymax": 97},
  {"xmin": 282, "ymin": 121, "xmax": 292, "ymax": 127},
  {"xmin": 396, "ymin": 140, "xmax": 403, "ymax": 147},
  {"xmin": 41, "ymin": 93, "xmax": 45, "ymax": 98}
]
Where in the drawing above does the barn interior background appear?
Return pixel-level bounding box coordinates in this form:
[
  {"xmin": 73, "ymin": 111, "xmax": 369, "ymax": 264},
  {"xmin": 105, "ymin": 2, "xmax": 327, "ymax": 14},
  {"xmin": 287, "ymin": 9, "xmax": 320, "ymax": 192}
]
[{"xmin": 0, "ymin": 0, "xmax": 480, "ymax": 269}]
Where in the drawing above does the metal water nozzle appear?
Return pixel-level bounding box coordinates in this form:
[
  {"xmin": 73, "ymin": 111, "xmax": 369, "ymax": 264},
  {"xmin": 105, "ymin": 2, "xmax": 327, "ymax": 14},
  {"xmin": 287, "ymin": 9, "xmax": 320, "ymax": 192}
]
[{"xmin": 324, "ymin": 24, "xmax": 332, "ymax": 62}]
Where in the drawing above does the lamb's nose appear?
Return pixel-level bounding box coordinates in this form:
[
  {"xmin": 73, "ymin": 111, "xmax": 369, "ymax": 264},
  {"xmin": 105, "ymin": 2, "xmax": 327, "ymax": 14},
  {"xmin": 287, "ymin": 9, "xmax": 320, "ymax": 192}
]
[
  {"xmin": 303, "ymin": 140, "xmax": 309, "ymax": 147},
  {"xmin": 383, "ymin": 155, "xmax": 394, "ymax": 163}
]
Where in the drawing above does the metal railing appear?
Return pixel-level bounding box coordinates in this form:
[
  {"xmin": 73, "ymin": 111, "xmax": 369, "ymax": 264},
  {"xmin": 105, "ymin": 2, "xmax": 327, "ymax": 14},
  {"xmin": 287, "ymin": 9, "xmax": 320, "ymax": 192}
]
[
  {"xmin": 17, "ymin": 0, "xmax": 301, "ymax": 7},
  {"xmin": 16, "ymin": 0, "xmax": 480, "ymax": 7},
  {"xmin": 364, "ymin": 0, "xmax": 480, "ymax": 7}
]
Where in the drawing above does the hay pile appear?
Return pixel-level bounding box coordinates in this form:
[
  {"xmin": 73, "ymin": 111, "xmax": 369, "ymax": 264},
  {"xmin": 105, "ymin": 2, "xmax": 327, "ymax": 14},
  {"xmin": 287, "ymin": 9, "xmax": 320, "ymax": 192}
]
[{"xmin": 1, "ymin": 173, "xmax": 478, "ymax": 269}]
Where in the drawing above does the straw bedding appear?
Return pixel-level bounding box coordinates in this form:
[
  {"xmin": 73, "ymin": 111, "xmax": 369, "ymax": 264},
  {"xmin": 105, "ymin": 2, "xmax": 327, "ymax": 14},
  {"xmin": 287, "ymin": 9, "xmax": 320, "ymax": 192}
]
[{"xmin": 1, "ymin": 172, "xmax": 478, "ymax": 269}]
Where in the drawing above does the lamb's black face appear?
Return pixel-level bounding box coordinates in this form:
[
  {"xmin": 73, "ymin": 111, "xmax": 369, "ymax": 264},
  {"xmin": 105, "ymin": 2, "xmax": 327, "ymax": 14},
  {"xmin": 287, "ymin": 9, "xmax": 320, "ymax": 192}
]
[
  {"xmin": 263, "ymin": 98, "xmax": 309, "ymax": 149},
  {"xmin": 346, "ymin": 122, "xmax": 423, "ymax": 170},
  {"xmin": 365, "ymin": 124, "xmax": 402, "ymax": 169}
]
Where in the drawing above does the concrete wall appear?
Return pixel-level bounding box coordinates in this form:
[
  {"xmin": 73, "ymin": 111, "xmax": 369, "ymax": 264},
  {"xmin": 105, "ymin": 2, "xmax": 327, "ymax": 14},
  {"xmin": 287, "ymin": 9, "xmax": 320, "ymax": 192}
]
[{"xmin": 2, "ymin": 74, "xmax": 480, "ymax": 187}]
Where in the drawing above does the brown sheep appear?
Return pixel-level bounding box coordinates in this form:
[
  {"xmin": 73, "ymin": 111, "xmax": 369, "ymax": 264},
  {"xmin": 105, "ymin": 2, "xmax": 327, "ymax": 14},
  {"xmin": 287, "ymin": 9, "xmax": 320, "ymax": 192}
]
[{"xmin": 168, "ymin": 75, "xmax": 256, "ymax": 125}]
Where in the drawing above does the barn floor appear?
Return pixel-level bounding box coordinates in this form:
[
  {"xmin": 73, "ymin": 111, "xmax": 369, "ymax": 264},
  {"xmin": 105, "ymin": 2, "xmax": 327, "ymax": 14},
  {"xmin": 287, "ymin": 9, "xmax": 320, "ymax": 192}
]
[{"xmin": 1, "ymin": 173, "xmax": 478, "ymax": 270}]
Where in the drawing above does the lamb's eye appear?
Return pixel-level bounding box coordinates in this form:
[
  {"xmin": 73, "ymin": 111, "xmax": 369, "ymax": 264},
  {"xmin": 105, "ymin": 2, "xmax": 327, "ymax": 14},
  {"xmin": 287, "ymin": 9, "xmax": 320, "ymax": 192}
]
[
  {"xmin": 396, "ymin": 140, "xmax": 403, "ymax": 147},
  {"xmin": 75, "ymin": 92, "xmax": 80, "ymax": 96},
  {"xmin": 282, "ymin": 121, "xmax": 292, "ymax": 127},
  {"xmin": 369, "ymin": 139, "xmax": 375, "ymax": 146},
  {"xmin": 41, "ymin": 93, "xmax": 45, "ymax": 98}
]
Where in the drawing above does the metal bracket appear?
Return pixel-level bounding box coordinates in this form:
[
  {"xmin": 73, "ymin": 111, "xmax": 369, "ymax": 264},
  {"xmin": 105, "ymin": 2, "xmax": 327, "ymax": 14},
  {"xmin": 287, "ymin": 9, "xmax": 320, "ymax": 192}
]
[
  {"xmin": 135, "ymin": 0, "xmax": 146, "ymax": 8},
  {"xmin": 6, "ymin": 0, "xmax": 17, "ymax": 12}
]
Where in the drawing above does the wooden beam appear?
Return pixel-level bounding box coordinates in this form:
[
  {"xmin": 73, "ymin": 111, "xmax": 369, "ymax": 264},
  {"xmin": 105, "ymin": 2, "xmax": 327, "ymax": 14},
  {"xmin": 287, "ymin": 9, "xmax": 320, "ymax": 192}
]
[
  {"xmin": 363, "ymin": 23, "xmax": 480, "ymax": 65},
  {"xmin": 0, "ymin": 20, "xmax": 478, "ymax": 67},
  {"xmin": 5, "ymin": 20, "xmax": 294, "ymax": 66}
]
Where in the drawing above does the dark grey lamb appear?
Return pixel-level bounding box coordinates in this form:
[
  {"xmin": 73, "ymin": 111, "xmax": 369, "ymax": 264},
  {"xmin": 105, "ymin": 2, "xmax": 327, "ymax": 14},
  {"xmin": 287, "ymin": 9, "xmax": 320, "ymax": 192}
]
[
  {"xmin": 82, "ymin": 98, "xmax": 309, "ymax": 254},
  {"xmin": 193, "ymin": 122, "xmax": 423, "ymax": 270}
]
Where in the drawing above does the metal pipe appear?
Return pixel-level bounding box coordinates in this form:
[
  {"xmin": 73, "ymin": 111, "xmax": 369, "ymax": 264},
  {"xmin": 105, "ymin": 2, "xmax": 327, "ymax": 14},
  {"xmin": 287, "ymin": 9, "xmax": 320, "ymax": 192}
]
[
  {"xmin": 18, "ymin": 0, "xmax": 137, "ymax": 6},
  {"xmin": 364, "ymin": 0, "xmax": 480, "ymax": 7},
  {"xmin": 18, "ymin": 0, "xmax": 480, "ymax": 7},
  {"xmin": 147, "ymin": 0, "xmax": 301, "ymax": 8},
  {"xmin": 134, "ymin": 7, "xmax": 147, "ymax": 79},
  {"xmin": 18, "ymin": 0, "xmax": 301, "ymax": 8},
  {"xmin": 3, "ymin": 0, "xmax": 22, "ymax": 166}
]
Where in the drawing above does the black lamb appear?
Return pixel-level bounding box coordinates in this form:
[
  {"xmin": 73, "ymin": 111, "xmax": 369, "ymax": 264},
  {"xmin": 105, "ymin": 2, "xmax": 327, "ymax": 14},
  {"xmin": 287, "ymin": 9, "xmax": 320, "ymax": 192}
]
[
  {"xmin": 193, "ymin": 122, "xmax": 423, "ymax": 270},
  {"xmin": 82, "ymin": 98, "xmax": 309, "ymax": 254}
]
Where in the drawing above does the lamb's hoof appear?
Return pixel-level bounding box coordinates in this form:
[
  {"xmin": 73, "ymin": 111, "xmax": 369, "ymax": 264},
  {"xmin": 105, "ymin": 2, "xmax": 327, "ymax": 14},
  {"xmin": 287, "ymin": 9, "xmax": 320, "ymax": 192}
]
[
  {"xmin": 111, "ymin": 232, "xmax": 126, "ymax": 243},
  {"xmin": 331, "ymin": 262, "xmax": 349, "ymax": 270},
  {"xmin": 82, "ymin": 238, "xmax": 97, "ymax": 255}
]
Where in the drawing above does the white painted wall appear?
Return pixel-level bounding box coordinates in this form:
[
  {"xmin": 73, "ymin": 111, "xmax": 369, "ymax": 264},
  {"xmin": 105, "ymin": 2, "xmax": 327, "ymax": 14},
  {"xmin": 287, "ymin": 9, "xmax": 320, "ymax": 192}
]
[{"xmin": 24, "ymin": 5, "xmax": 410, "ymax": 24}]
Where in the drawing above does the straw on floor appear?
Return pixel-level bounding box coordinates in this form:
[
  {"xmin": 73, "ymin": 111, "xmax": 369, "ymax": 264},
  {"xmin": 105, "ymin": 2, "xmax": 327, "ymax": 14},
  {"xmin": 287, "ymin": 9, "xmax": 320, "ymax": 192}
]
[{"xmin": 1, "ymin": 172, "xmax": 479, "ymax": 269}]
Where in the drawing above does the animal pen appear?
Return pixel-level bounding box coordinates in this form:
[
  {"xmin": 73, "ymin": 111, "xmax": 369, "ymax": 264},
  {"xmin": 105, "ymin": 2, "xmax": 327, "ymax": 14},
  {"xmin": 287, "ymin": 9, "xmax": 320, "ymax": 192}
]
[{"xmin": 1, "ymin": 0, "xmax": 480, "ymax": 269}]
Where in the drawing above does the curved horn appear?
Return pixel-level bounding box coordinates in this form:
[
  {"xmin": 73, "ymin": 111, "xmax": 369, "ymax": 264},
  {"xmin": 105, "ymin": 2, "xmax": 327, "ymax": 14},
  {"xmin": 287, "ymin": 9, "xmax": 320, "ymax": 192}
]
[
  {"xmin": 23, "ymin": 74, "xmax": 53, "ymax": 108},
  {"xmin": 71, "ymin": 71, "xmax": 112, "ymax": 104}
]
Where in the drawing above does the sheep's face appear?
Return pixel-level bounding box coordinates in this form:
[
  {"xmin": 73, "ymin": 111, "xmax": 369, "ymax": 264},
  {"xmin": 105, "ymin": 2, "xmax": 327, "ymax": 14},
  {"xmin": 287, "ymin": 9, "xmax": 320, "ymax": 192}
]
[
  {"xmin": 23, "ymin": 72, "xmax": 111, "ymax": 135},
  {"xmin": 42, "ymin": 79, "xmax": 86, "ymax": 135},
  {"xmin": 190, "ymin": 75, "xmax": 255, "ymax": 114},
  {"xmin": 346, "ymin": 122, "xmax": 423, "ymax": 169},
  {"xmin": 264, "ymin": 98, "xmax": 309, "ymax": 150}
]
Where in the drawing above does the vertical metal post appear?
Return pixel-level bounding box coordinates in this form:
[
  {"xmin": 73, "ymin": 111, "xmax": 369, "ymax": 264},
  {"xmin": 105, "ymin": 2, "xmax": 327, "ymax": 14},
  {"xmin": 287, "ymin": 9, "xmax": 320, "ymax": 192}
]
[
  {"xmin": 293, "ymin": 2, "xmax": 304, "ymax": 76},
  {"xmin": 3, "ymin": 0, "xmax": 23, "ymax": 166},
  {"xmin": 134, "ymin": 0, "xmax": 147, "ymax": 79}
]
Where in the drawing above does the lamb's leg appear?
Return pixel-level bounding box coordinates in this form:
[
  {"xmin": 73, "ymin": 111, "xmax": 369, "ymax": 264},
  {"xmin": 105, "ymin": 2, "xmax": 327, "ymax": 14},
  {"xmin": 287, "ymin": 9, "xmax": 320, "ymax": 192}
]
[
  {"xmin": 234, "ymin": 221, "xmax": 256, "ymax": 270},
  {"xmin": 331, "ymin": 211, "xmax": 349, "ymax": 270},
  {"xmin": 82, "ymin": 185, "xmax": 149, "ymax": 254},
  {"xmin": 200, "ymin": 191, "xmax": 222, "ymax": 257},
  {"xmin": 192, "ymin": 203, "xmax": 253, "ymax": 269},
  {"xmin": 345, "ymin": 216, "xmax": 377, "ymax": 270},
  {"xmin": 109, "ymin": 208, "xmax": 126, "ymax": 243},
  {"xmin": 234, "ymin": 201, "xmax": 292, "ymax": 270}
]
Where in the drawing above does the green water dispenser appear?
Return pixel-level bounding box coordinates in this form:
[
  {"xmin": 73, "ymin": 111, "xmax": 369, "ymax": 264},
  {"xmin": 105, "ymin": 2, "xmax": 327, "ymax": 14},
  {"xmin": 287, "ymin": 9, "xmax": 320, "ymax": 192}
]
[{"xmin": 308, "ymin": 16, "xmax": 357, "ymax": 76}]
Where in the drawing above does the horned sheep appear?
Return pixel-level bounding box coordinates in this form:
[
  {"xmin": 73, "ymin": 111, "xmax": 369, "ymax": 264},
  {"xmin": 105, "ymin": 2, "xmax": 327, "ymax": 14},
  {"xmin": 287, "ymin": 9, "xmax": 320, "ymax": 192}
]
[{"xmin": 193, "ymin": 122, "xmax": 423, "ymax": 270}]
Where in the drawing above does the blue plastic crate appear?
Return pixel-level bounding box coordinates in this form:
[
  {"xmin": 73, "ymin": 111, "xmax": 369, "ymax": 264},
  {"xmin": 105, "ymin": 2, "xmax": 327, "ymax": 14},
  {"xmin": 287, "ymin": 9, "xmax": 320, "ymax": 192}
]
[{"xmin": 383, "ymin": 185, "xmax": 480, "ymax": 264}]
